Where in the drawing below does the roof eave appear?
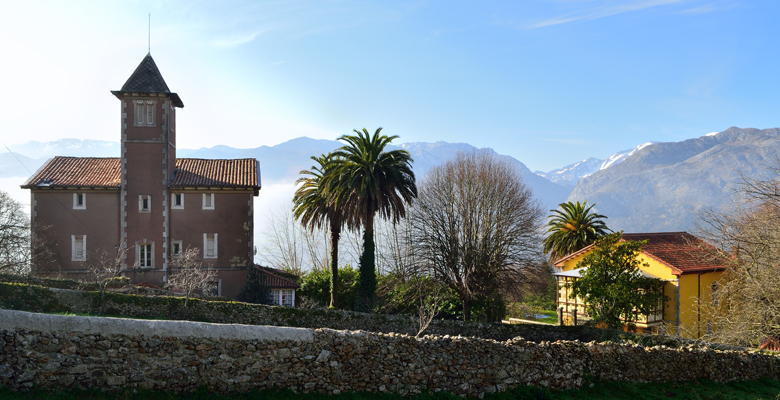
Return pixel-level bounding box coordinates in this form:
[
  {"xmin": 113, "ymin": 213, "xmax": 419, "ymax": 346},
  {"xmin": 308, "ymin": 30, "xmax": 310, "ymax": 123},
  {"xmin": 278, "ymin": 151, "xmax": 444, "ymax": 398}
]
[{"xmin": 110, "ymin": 90, "xmax": 184, "ymax": 108}]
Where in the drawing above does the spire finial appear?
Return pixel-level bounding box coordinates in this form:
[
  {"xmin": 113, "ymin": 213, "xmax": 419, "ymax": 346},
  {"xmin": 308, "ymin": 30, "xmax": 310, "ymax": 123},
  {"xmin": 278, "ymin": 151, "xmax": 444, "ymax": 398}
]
[{"xmin": 147, "ymin": 13, "xmax": 151, "ymax": 54}]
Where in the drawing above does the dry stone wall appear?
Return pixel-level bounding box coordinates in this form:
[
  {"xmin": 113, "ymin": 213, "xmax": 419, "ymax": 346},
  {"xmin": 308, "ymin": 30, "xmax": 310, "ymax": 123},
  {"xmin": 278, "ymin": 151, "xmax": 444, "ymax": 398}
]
[
  {"xmin": 0, "ymin": 282, "xmax": 703, "ymax": 346},
  {"xmin": 0, "ymin": 309, "xmax": 777, "ymax": 397}
]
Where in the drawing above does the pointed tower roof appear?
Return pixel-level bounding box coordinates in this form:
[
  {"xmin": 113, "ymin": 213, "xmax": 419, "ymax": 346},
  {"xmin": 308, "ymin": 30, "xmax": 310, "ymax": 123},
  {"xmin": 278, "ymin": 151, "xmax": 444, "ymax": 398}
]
[{"xmin": 111, "ymin": 54, "xmax": 183, "ymax": 107}]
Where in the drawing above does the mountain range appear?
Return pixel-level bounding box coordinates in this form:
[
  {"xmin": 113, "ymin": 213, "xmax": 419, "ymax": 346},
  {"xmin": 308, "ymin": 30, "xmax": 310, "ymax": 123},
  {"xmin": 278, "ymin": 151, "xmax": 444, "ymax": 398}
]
[{"xmin": 2, "ymin": 127, "xmax": 778, "ymax": 233}]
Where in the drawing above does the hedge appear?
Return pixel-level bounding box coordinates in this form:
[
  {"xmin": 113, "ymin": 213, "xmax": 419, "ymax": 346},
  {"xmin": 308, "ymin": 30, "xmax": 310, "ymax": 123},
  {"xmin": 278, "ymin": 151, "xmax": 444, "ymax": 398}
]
[{"xmin": 0, "ymin": 280, "xmax": 731, "ymax": 349}]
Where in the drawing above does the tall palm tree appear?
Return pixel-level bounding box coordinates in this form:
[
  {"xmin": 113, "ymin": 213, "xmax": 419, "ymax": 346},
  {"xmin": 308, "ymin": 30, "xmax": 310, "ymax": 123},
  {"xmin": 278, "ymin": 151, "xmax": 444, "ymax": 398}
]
[
  {"xmin": 330, "ymin": 128, "xmax": 417, "ymax": 312},
  {"xmin": 293, "ymin": 154, "xmax": 344, "ymax": 308},
  {"xmin": 543, "ymin": 201, "xmax": 610, "ymax": 261}
]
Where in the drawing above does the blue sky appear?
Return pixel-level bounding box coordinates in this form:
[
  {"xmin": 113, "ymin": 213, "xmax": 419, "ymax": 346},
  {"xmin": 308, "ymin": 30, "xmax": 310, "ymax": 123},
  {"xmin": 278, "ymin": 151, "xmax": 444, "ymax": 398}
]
[{"xmin": 0, "ymin": 0, "xmax": 777, "ymax": 171}]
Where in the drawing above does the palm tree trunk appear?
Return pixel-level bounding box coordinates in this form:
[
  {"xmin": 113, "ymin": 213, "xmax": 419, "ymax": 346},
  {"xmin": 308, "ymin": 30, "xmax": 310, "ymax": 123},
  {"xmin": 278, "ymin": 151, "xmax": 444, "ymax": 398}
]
[
  {"xmin": 329, "ymin": 219, "xmax": 341, "ymax": 309},
  {"xmin": 356, "ymin": 216, "xmax": 376, "ymax": 312}
]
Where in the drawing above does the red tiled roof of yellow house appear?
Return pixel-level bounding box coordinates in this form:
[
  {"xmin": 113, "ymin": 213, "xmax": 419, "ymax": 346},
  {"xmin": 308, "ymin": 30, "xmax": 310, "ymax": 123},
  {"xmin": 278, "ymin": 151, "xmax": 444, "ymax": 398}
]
[{"xmin": 554, "ymin": 232, "xmax": 728, "ymax": 275}]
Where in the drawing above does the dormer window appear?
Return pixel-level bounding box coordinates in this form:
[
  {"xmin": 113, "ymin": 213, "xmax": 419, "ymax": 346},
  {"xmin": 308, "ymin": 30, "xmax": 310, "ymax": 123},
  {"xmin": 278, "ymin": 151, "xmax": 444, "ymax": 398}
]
[
  {"xmin": 139, "ymin": 195, "xmax": 151, "ymax": 213},
  {"xmin": 73, "ymin": 193, "xmax": 86, "ymax": 210},
  {"xmin": 134, "ymin": 100, "xmax": 156, "ymax": 127}
]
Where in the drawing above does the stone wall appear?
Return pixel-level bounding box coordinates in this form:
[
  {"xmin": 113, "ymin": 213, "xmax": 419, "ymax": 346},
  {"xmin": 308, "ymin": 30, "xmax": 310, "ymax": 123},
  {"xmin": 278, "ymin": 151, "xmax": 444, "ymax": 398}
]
[
  {"xmin": 0, "ymin": 309, "xmax": 777, "ymax": 396},
  {"xmin": 0, "ymin": 281, "xmax": 702, "ymax": 347}
]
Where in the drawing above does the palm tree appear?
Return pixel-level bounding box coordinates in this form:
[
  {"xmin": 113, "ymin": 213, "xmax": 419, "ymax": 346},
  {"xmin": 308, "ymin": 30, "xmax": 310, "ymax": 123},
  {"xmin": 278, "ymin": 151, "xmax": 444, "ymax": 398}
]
[
  {"xmin": 330, "ymin": 128, "xmax": 417, "ymax": 312},
  {"xmin": 543, "ymin": 201, "xmax": 610, "ymax": 261},
  {"xmin": 293, "ymin": 154, "xmax": 344, "ymax": 308}
]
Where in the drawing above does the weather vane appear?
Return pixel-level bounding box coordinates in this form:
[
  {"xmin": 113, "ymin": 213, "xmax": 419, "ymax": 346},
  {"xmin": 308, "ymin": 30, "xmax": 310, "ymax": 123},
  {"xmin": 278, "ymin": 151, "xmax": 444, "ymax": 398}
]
[{"xmin": 147, "ymin": 13, "xmax": 151, "ymax": 54}]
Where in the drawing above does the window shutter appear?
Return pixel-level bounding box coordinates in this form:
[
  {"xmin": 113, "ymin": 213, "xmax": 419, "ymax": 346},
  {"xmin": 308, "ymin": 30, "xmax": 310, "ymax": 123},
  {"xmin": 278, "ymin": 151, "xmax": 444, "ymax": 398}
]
[{"xmin": 146, "ymin": 101, "xmax": 154, "ymax": 126}]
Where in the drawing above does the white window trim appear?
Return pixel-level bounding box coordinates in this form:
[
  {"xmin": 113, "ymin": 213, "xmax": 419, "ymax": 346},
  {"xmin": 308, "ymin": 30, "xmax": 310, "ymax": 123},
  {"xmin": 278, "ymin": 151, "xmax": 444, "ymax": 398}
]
[
  {"xmin": 72, "ymin": 193, "xmax": 86, "ymax": 210},
  {"xmin": 171, "ymin": 240, "xmax": 183, "ymax": 257},
  {"xmin": 133, "ymin": 99, "xmax": 156, "ymax": 127},
  {"xmin": 203, "ymin": 233, "xmax": 218, "ymax": 259},
  {"xmin": 171, "ymin": 193, "xmax": 184, "ymax": 209},
  {"xmin": 138, "ymin": 195, "xmax": 151, "ymax": 213},
  {"xmin": 271, "ymin": 288, "xmax": 295, "ymax": 307},
  {"xmin": 211, "ymin": 279, "xmax": 223, "ymax": 297},
  {"xmin": 136, "ymin": 242, "xmax": 154, "ymax": 268},
  {"xmin": 71, "ymin": 234, "xmax": 86, "ymax": 262},
  {"xmin": 202, "ymin": 193, "xmax": 215, "ymax": 210}
]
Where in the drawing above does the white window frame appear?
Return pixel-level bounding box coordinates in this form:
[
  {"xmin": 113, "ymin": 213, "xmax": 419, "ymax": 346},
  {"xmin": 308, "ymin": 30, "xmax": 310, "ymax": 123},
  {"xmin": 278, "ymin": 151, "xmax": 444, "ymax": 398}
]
[
  {"xmin": 134, "ymin": 100, "xmax": 156, "ymax": 127},
  {"xmin": 71, "ymin": 234, "xmax": 86, "ymax": 261},
  {"xmin": 137, "ymin": 242, "xmax": 154, "ymax": 268},
  {"xmin": 271, "ymin": 289, "xmax": 295, "ymax": 307},
  {"xmin": 203, "ymin": 233, "xmax": 218, "ymax": 259},
  {"xmin": 72, "ymin": 193, "xmax": 86, "ymax": 210},
  {"xmin": 171, "ymin": 193, "xmax": 184, "ymax": 209},
  {"xmin": 202, "ymin": 193, "xmax": 215, "ymax": 210},
  {"xmin": 138, "ymin": 195, "xmax": 151, "ymax": 213},
  {"xmin": 208, "ymin": 279, "xmax": 222, "ymax": 297},
  {"xmin": 171, "ymin": 240, "xmax": 183, "ymax": 257}
]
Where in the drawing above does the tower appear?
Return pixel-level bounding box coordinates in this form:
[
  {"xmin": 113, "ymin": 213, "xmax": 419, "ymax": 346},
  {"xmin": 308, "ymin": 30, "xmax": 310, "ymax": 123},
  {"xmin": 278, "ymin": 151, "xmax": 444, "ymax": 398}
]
[{"xmin": 112, "ymin": 54, "xmax": 183, "ymax": 280}]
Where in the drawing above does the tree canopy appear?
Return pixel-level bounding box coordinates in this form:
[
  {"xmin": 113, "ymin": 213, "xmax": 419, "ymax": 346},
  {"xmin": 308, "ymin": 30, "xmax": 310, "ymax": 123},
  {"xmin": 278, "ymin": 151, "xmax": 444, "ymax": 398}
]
[
  {"xmin": 411, "ymin": 153, "xmax": 543, "ymax": 321},
  {"xmin": 329, "ymin": 128, "xmax": 417, "ymax": 311},
  {"xmin": 293, "ymin": 153, "xmax": 344, "ymax": 308},
  {"xmin": 543, "ymin": 201, "xmax": 610, "ymax": 261},
  {"xmin": 571, "ymin": 233, "xmax": 664, "ymax": 329}
]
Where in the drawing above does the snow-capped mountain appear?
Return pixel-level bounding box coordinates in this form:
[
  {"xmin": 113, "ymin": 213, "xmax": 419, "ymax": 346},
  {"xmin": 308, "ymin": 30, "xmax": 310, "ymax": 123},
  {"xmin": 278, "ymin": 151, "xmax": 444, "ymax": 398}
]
[
  {"xmin": 598, "ymin": 142, "xmax": 655, "ymax": 170},
  {"xmin": 568, "ymin": 127, "xmax": 780, "ymax": 232},
  {"xmin": 535, "ymin": 158, "xmax": 603, "ymax": 188},
  {"xmin": 536, "ymin": 142, "xmax": 656, "ymax": 187}
]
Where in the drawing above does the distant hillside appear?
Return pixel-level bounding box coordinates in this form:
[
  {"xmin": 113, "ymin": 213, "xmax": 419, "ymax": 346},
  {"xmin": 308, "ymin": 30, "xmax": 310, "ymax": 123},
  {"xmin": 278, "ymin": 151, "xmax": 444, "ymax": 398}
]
[
  {"xmin": 3, "ymin": 137, "xmax": 570, "ymax": 210},
  {"xmin": 6, "ymin": 127, "xmax": 779, "ymax": 233},
  {"xmin": 567, "ymin": 127, "xmax": 780, "ymax": 232}
]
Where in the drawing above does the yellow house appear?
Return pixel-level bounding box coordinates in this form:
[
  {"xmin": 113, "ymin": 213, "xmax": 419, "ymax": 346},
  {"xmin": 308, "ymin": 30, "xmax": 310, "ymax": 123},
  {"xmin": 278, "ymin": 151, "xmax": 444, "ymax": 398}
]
[{"xmin": 553, "ymin": 232, "xmax": 727, "ymax": 338}]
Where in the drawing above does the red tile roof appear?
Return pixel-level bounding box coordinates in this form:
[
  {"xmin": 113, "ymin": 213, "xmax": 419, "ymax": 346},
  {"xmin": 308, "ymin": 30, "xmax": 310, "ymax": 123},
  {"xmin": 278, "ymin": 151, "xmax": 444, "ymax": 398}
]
[
  {"xmin": 255, "ymin": 265, "xmax": 300, "ymax": 289},
  {"xmin": 172, "ymin": 158, "xmax": 259, "ymax": 188},
  {"xmin": 22, "ymin": 157, "xmax": 121, "ymax": 189},
  {"xmin": 554, "ymin": 232, "xmax": 728, "ymax": 275},
  {"xmin": 22, "ymin": 156, "xmax": 260, "ymax": 190}
]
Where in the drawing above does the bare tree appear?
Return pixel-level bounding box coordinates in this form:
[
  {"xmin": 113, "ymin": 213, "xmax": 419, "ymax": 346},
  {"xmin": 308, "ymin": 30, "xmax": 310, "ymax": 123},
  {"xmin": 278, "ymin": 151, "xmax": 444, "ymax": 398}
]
[
  {"xmin": 375, "ymin": 216, "xmax": 419, "ymax": 278},
  {"xmin": 87, "ymin": 240, "xmax": 128, "ymax": 311},
  {"xmin": 167, "ymin": 247, "xmax": 217, "ymax": 306},
  {"xmin": 699, "ymin": 173, "xmax": 780, "ymax": 346},
  {"xmin": 415, "ymin": 278, "xmax": 445, "ymax": 337},
  {"xmin": 0, "ymin": 191, "xmax": 32, "ymax": 275},
  {"xmin": 261, "ymin": 209, "xmax": 330, "ymax": 274},
  {"xmin": 411, "ymin": 153, "xmax": 544, "ymax": 321}
]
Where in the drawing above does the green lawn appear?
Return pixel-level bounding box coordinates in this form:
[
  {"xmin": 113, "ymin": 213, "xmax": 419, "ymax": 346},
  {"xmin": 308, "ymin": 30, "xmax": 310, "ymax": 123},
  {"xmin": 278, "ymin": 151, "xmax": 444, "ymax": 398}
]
[
  {"xmin": 531, "ymin": 309, "xmax": 558, "ymax": 324},
  {"xmin": 2, "ymin": 379, "xmax": 779, "ymax": 400}
]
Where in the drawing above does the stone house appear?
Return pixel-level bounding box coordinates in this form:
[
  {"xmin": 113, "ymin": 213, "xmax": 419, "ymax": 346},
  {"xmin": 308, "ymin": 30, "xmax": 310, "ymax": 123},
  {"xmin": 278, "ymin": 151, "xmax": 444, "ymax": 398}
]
[{"xmin": 21, "ymin": 53, "xmax": 296, "ymax": 302}]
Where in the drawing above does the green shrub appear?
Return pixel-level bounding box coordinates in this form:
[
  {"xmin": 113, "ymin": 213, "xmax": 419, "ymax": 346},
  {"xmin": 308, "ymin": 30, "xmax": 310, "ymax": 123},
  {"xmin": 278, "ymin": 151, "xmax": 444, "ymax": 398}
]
[
  {"xmin": 0, "ymin": 273, "xmax": 81, "ymax": 290},
  {"xmin": 298, "ymin": 266, "xmax": 359, "ymax": 309},
  {"xmin": 377, "ymin": 274, "xmax": 462, "ymax": 319}
]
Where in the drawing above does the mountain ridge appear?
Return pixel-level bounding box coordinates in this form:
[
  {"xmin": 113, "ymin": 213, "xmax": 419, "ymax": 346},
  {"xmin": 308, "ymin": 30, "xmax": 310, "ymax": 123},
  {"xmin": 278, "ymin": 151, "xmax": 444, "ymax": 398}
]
[{"xmin": 4, "ymin": 126, "xmax": 778, "ymax": 233}]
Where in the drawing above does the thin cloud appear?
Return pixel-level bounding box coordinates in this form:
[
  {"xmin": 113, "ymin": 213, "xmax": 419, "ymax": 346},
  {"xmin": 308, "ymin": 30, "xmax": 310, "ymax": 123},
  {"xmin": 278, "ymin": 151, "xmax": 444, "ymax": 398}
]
[
  {"xmin": 527, "ymin": 0, "xmax": 686, "ymax": 29},
  {"xmin": 678, "ymin": 1, "xmax": 735, "ymax": 14},
  {"xmin": 210, "ymin": 28, "xmax": 273, "ymax": 48}
]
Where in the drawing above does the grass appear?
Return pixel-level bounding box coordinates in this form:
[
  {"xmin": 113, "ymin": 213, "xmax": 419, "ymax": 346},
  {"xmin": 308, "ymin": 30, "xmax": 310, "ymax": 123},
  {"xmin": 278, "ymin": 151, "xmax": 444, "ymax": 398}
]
[
  {"xmin": 505, "ymin": 302, "xmax": 559, "ymax": 325},
  {"xmin": 530, "ymin": 309, "xmax": 558, "ymax": 324},
  {"xmin": 2, "ymin": 379, "xmax": 779, "ymax": 400}
]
